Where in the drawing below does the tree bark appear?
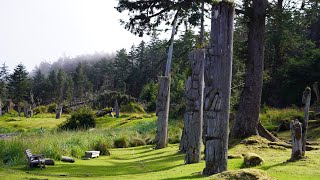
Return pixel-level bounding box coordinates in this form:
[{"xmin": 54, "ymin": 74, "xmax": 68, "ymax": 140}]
[
  {"xmin": 203, "ymin": 1, "xmax": 234, "ymax": 175},
  {"xmin": 184, "ymin": 49, "xmax": 205, "ymax": 164},
  {"xmin": 114, "ymin": 99, "xmax": 120, "ymax": 118},
  {"xmin": 313, "ymin": 82, "xmax": 319, "ymax": 103},
  {"xmin": 229, "ymin": 0, "xmax": 268, "ymax": 140},
  {"xmin": 290, "ymin": 119, "xmax": 302, "ymax": 160},
  {"xmin": 302, "ymin": 86, "xmax": 311, "ymax": 156},
  {"xmin": 179, "ymin": 125, "xmax": 187, "ymax": 153},
  {"xmin": 156, "ymin": 11, "xmax": 178, "ymax": 149}
]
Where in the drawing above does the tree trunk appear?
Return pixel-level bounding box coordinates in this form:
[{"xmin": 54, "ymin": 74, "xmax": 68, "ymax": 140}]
[
  {"xmin": 156, "ymin": 11, "xmax": 178, "ymax": 149},
  {"xmin": 313, "ymin": 82, "xmax": 319, "ymax": 102},
  {"xmin": 114, "ymin": 99, "xmax": 120, "ymax": 118},
  {"xmin": 18, "ymin": 104, "xmax": 21, "ymax": 116},
  {"xmin": 290, "ymin": 119, "xmax": 302, "ymax": 160},
  {"xmin": 55, "ymin": 103, "xmax": 63, "ymax": 119},
  {"xmin": 179, "ymin": 125, "xmax": 187, "ymax": 153},
  {"xmin": 203, "ymin": 1, "xmax": 234, "ymax": 175},
  {"xmin": 257, "ymin": 121, "xmax": 278, "ymax": 142},
  {"xmin": 28, "ymin": 106, "xmax": 33, "ymax": 118},
  {"xmin": 302, "ymin": 86, "xmax": 311, "ymax": 156},
  {"xmin": 23, "ymin": 102, "xmax": 29, "ymax": 118},
  {"xmin": 184, "ymin": 49, "xmax": 205, "ymax": 164},
  {"xmin": 229, "ymin": 0, "xmax": 268, "ymax": 140}
]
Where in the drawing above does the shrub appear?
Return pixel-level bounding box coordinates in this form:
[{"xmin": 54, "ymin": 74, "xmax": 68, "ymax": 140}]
[
  {"xmin": 259, "ymin": 108, "xmax": 303, "ymax": 128},
  {"xmin": 121, "ymin": 102, "xmax": 145, "ymax": 113},
  {"xmin": 130, "ymin": 138, "xmax": 146, "ymax": 147},
  {"xmin": 58, "ymin": 107, "xmax": 96, "ymax": 130},
  {"xmin": 94, "ymin": 141, "xmax": 111, "ymax": 156},
  {"xmin": 114, "ymin": 137, "xmax": 129, "ymax": 148},
  {"xmin": 5, "ymin": 109, "xmax": 18, "ymax": 117},
  {"xmin": 47, "ymin": 103, "xmax": 57, "ymax": 113},
  {"xmin": 33, "ymin": 106, "xmax": 48, "ymax": 115},
  {"xmin": 71, "ymin": 146, "xmax": 83, "ymax": 158}
]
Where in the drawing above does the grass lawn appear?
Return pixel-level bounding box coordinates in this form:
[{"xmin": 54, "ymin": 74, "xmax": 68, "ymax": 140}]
[
  {"xmin": 1, "ymin": 110, "xmax": 320, "ymax": 179},
  {"xmin": 1, "ymin": 141, "xmax": 320, "ymax": 179}
]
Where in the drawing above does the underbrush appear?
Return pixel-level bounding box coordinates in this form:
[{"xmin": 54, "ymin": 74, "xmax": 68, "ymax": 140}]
[
  {"xmin": 259, "ymin": 107, "xmax": 303, "ymax": 131},
  {"xmin": 0, "ymin": 116, "xmax": 184, "ymax": 166}
]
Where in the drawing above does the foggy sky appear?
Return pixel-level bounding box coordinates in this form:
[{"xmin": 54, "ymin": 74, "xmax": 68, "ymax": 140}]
[{"xmin": 0, "ymin": 0, "xmax": 149, "ymax": 72}]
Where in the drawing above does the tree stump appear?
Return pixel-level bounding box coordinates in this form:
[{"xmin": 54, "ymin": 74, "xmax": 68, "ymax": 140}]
[
  {"xmin": 290, "ymin": 119, "xmax": 302, "ymax": 160},
  {"xmin": 156, "ymin": 76, "xmax": 170, "ymax": 149},
  {"xmin": 114, "ymin": 99, "xmax": 120, "ymax": 118},
  {"xmin": 302, "ymin": 87, "xmax": 311, "ymax": 156},
  {"xmin": 203, "ymin": 1, "xmax": 234, "ymax": 175},
  {"xmin": 184, "ymin": 49, "xmax": 205, "ymax": 164}
]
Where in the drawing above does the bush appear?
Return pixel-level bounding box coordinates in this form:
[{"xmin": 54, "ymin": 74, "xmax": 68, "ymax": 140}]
[
  {"xmin": 121, "ymin": 102, "xmax": 145, "ymax": 113},
  {"xmin": 58, "ymin": 108, "xmax": 96, "ymax": 130},
  {"xmin": 130, "ymin": 138, "xmax": 146, "ymax": 147},
  {"xmin": 5, "ymin": 109, "xmax": 18, "ymax": 117},
  {"xmin": 259, "ymin": 108, "xmax": 303, "ymax": 128},
  {"xmin": 33, "ymin": 106, "xmax": 48, "ymax": 115},
  {"xmin": 47, "ymin": 103, "xmax": 57, "ymax": 113},
  {"xmin": 94, "ymin": 141, "xmax": 111, "ymax": 156},
  {"xmin": 114, "ymin": 137, "xmax": 129, "ymax": 148}
]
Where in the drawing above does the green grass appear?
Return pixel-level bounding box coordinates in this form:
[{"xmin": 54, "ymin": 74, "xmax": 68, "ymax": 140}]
[
  {"xmin": 1, "ymin": 109, "xmax": 320, "ymax": 179},
  {"xmin": 0, "ymin": 113, "xmax": 68, "ymax": 133},
  {"xmin": 1, "ymin": 142, "xmax": 320, "ymax": 179}
]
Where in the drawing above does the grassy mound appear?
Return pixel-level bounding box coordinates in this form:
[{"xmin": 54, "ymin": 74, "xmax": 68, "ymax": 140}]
[{"xmin": 211, "ymin": 169, "xmax": 275, "ymax": 180}]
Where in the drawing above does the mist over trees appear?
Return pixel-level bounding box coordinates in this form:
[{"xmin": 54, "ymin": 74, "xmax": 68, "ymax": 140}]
[{"xmin": 0, "ymin": 0, "xmax": 318, "ymax": 118}]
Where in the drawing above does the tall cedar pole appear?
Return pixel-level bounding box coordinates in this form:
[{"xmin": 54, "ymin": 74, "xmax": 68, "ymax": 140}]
[
  {"xmin": 203, "ymin": 1, "xmax": 234, "ymax": 175},
  {"xmin": 290, "ymin": 119, "xmax": 303, "ymax": 160},
  {"xmin": 180, "ymin": 0, "xmax": 206, "ymax": 155},
  {"xmin": 302, "ymin": 86, "xmax": 311, "ymax": 156},
  {"xmin": 185, "ymin": 0, "xmax": 206, "ymax": 163},
  {"xmin": 156, "ymin": 11, "xmax": 178, "ymax": 149},
  {"xmin": 184, "ymin": 49, "xmax": 205, "ymax": 163}
]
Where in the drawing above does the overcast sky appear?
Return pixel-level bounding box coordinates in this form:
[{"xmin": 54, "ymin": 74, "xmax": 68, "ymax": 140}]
[{"xmin": 0, "ymin": 0, "xmax": 151, "ymax": 72}]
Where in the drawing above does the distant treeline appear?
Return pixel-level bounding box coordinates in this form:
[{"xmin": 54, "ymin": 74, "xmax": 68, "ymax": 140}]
[{"xmin": 0, "ymin": 1, "xmax": 319, "ymax": 115}]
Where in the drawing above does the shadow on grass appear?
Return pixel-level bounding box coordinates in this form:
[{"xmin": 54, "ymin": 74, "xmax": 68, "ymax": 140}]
[
  {"xmin": 164, "ymin": 171, "xmax": 205, "ymax": 180},
  {"xmin": 16, "ymin": 149, "xmax": 185, "ymax": 178},
  {"xmin": 259, "ymin": 161, "xmax": 289, "ymax": 171}
]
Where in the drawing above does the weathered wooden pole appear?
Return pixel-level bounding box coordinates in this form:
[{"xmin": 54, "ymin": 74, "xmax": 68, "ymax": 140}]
[
  {"xmin": 203, "ymin": 1, "xmax": 234, "ymax": 175},
  {"xmin": 313, "ymin": 82, "xmax": 319, "ymax": 103},
  {"xmin": 114, "ymin": 99, "xmax": 120, "ymax": 118},
  {"xmin": 0, "ymin": 99, "xmax": 2, "ymax": 116},
  {"xmin": 290, "ymin": 119, "xmax": 303, "ymax": 160},
  {"xmin": 302, "ymin": 86, "xmax": 311, "ymax": 156},
  {"xmin": 55, "ymin": 103, "xmax": 63, "ymax": 119},
  {"xmin": 156, "ymin": 11, "xmax": 178, "ymax": 149},
  {"xmin": 184, "ymin": 49, "xmax": 205, "ymax": 164}
]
